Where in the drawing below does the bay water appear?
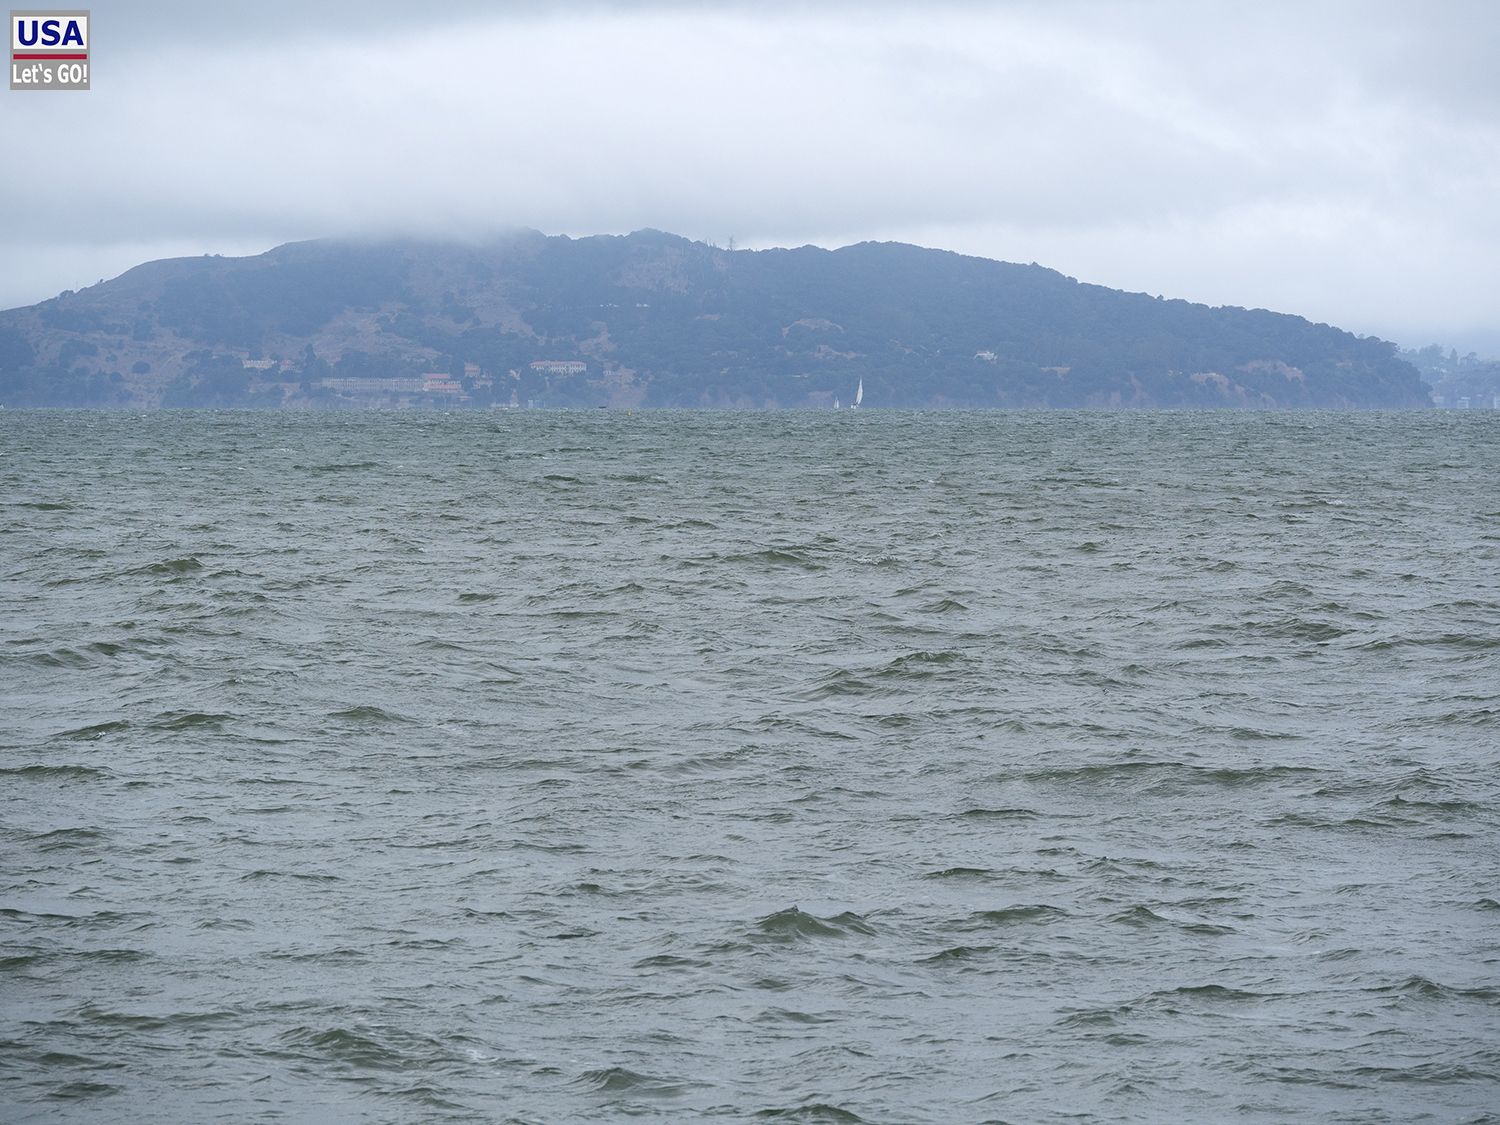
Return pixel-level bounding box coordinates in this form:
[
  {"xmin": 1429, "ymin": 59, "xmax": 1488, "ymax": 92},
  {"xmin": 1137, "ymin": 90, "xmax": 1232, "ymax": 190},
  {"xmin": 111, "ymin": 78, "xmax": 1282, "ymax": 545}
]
[{"xmin": 2, "ymin": 410, "xmax": 1497, "ymax": 1122}]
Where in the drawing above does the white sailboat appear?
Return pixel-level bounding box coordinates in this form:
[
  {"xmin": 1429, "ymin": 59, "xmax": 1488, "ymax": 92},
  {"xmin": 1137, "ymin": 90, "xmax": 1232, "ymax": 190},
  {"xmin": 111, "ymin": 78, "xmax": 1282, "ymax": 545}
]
[
  {"xmin": 834, "ymin": 396, "xmax": 841, "ymax": 409},
  {"xmin": 851, "ymin": 378, "xmax": 864, "ymax": 409}
]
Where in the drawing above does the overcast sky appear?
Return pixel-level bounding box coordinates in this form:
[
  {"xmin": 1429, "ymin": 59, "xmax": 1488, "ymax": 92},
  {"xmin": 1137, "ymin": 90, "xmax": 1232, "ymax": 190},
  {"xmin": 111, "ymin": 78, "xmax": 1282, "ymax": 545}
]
[{"xmin": 4, "ymin": 0, "xmax": 1497, "ymax": 352}]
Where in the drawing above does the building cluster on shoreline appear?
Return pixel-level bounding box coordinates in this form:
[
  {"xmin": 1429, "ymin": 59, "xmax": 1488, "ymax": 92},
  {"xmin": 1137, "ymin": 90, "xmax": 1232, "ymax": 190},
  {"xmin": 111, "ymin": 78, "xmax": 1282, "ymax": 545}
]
[{"xmin": 301, "ymin": 360, "xmax": 589, "ymax": 407}]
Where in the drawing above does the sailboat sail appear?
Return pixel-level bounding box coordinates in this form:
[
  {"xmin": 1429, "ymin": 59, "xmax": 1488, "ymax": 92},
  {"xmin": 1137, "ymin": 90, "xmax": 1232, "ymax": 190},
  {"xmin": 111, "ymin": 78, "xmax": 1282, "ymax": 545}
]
[{"xmin": 853, "ymin": 379, "xmax": 864, "ymax": 408}]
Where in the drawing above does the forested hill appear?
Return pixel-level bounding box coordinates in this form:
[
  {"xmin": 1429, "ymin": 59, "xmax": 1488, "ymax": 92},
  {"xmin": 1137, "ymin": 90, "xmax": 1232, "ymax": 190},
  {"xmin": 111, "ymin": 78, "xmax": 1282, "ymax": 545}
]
[{"xmin": 0, "ymin": 229, "xmax": 1430, "ymax": 409}]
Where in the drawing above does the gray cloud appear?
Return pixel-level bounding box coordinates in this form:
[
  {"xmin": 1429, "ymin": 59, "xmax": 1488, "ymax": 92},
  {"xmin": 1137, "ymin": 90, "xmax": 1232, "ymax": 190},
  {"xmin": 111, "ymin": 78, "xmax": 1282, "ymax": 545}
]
[{"xmin": 3, "ymin": 1, "xmax": 1497, "ymax": 350}]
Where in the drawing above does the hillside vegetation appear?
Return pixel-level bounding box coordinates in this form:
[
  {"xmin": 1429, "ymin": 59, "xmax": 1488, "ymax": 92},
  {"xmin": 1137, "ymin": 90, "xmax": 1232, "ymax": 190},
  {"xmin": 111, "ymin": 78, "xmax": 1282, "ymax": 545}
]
[{"xmin": 0, "ymin": 230, "xmax": 1430, "ymax": 409}]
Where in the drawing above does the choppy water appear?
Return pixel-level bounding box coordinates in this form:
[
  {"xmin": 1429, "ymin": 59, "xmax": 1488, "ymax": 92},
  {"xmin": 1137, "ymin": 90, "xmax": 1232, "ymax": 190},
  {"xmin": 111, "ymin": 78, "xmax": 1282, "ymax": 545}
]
[{"xmin": 2, "ymin": 409, "xmax": 1498, "ymax": 1123}]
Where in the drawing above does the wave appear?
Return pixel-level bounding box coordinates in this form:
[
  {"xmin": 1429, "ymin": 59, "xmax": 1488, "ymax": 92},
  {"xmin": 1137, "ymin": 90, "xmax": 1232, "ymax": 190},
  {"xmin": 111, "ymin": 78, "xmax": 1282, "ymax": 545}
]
[{"xmin": 752, "ymin": 908, "xmax": 876, "ymax": 942}]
